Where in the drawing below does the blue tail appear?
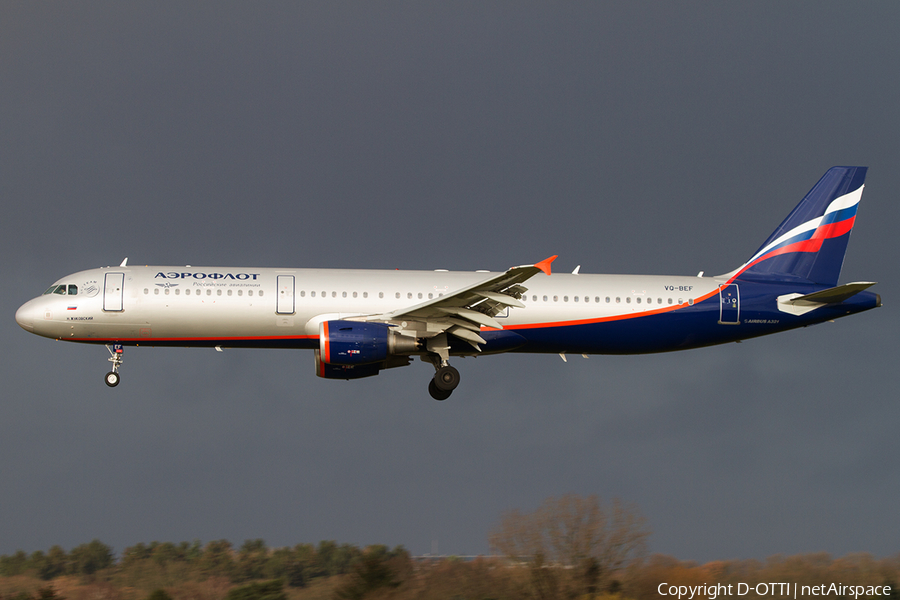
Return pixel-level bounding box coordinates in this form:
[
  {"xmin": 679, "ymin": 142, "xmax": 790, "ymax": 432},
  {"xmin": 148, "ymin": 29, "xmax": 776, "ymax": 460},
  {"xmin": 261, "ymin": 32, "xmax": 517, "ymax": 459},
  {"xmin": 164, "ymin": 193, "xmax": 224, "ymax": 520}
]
[{"xmin": 728, "ymin": 166, "xmax": 867, "ymax": 286}]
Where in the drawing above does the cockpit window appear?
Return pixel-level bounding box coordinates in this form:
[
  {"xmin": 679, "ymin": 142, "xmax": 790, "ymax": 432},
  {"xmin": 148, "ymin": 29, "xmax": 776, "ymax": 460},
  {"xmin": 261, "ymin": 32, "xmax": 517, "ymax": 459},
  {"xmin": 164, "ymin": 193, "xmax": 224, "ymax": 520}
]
[{"xmin": 42, "ymin": 284, "xmax": 73, "ymax": 296}]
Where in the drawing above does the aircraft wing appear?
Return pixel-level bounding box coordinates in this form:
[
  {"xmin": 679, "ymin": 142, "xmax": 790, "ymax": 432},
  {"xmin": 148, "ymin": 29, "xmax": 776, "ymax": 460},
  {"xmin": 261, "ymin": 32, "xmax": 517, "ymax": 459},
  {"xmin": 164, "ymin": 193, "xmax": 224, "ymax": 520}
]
[{"xmin": 363, "ymin": 255, "xmax": 557, "ymax": 349}]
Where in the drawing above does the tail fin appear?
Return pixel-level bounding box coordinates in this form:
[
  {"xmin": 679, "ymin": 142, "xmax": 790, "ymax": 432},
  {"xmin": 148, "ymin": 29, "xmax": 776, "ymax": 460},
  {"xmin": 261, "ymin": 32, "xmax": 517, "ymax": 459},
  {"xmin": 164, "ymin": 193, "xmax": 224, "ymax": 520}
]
[{"xmin": 726, "ymin": 166, "xmax": 867, "ymax": 286}]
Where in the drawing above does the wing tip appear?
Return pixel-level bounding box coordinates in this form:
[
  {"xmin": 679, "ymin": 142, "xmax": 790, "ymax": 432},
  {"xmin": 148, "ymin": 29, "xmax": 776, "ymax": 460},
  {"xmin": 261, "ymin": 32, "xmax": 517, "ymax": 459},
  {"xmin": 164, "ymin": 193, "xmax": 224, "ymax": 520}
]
[{"xmin": 535, "ymin": 255, "xmax": 558, "ymax": 276}]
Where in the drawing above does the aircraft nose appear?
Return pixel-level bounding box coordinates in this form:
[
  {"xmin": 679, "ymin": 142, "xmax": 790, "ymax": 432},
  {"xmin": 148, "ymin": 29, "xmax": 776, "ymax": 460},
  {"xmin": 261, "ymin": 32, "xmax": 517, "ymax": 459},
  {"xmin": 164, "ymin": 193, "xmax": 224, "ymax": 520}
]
[{"xmin": 15, "ymin": 301, "xmax": 35, "ymax": 331}]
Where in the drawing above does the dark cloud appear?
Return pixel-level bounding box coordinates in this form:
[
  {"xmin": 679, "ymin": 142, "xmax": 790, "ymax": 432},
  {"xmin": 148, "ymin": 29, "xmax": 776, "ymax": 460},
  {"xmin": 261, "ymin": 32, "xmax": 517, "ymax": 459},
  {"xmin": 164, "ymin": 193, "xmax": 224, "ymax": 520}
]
[{"xmin": 2, "ymin": 3, "xmax": 898, "ymax": 561}]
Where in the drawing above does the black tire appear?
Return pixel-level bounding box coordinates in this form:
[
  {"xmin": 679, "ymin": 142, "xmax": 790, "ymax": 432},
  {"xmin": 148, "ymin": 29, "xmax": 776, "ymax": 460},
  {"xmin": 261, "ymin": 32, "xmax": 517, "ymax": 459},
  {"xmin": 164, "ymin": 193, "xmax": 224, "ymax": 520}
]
[
  {"xmin": 433, "ymin": 365, "xmax": 460, "ymax": 391},
  {"xmin": 428, "ymin": 379, "xmax": 452, "ymax": 400},
  {"xmin": 105, "ymin": 371, "xmax": 120, "ymax": 387}
]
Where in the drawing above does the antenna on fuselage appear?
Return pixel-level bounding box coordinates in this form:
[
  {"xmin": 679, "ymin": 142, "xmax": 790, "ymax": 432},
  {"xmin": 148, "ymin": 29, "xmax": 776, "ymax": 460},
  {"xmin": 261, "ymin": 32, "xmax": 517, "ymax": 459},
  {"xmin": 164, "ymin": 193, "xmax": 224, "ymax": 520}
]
[{"xmin": 120, "ymin": 257, "xmax": 128, "ymax": 267}]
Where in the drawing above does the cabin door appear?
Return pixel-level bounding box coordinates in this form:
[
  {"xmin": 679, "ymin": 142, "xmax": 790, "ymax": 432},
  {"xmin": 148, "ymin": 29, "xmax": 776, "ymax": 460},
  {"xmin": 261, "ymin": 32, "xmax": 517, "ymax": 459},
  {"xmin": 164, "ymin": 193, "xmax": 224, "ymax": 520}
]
[
  {"xmin": 276, "ymin": 275, "xmax": 295, "ymax": 314},
  {"xmin": 103, "ymin": 272, "xmax": 125, "ymax": 312},
  {"xmin": 718, "ymin": 284, "xmax": 740, "ymax": 325}
]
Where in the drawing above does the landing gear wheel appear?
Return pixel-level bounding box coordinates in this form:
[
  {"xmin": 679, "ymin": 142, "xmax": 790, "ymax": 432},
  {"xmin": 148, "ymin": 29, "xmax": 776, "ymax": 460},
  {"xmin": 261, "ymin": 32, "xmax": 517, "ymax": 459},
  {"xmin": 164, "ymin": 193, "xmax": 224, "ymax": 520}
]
[
  {"xmin": 105, "ymin": 371, "xmax": 120, "ymax": 387},
  {"xmin": 429, "ymin": 379, "xmax": 452, "ymax": 401},
  {"xmin": 433, "ymin": 365, "xmax": 460, "ymax": 392}
]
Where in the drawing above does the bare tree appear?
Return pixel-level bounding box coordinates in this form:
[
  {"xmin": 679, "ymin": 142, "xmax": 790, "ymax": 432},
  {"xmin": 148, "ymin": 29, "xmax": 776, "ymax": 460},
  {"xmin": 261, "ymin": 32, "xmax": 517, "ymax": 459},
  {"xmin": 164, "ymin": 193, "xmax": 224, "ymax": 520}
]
[{"xmin": 489, "ymin": 494, "xmax": 650, "ymax": 599}]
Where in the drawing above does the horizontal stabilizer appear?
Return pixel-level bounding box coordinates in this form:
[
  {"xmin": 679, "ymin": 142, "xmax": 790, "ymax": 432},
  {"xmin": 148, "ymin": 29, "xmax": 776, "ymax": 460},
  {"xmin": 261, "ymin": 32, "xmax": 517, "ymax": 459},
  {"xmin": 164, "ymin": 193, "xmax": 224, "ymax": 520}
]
[
  {"xmin": 777, "ymin": 282, "xmax": 877, "ymax": 316},
  {"xmin": 789, "ymin": 282, "xmax": 877, "ymax": 306}
]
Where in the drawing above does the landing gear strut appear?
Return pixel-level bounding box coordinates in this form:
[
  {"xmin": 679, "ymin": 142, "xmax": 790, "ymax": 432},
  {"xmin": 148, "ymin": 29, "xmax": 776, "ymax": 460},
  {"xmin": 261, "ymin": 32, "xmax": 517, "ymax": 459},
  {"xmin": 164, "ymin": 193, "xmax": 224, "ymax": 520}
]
[
  {"xmin": 425, "ymin": 333, "xmax": 461, "ymax": 400},
  {"xmin": 105, "ymin": 344, "xmax": 123, "ymax": 387}
]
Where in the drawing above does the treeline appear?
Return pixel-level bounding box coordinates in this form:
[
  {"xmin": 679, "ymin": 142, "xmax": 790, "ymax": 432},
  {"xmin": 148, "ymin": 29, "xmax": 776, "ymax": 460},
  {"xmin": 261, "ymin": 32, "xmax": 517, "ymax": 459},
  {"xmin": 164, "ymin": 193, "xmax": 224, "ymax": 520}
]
[
  {"xmin": 3, "ymin": 496, "xmax": 899, "ymax": 600},
  {"xmin": 0, "ymin": 539, "xmax": 405, "ymax": 588},
  {"xmin": 3, "ymin": 547, "xmax": 900, "ymax": 600},
  {"xmin": 3, "ymin": 544, "xmax": 900, "ymax": 600}
]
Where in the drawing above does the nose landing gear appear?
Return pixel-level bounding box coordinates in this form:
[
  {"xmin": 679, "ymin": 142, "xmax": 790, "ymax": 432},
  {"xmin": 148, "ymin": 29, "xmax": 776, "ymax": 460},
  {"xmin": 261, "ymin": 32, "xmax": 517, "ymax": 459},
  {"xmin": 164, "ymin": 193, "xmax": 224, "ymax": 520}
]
[{"xmin": 105, "ymin": 344, "xmax": 123, "ymax": 387}]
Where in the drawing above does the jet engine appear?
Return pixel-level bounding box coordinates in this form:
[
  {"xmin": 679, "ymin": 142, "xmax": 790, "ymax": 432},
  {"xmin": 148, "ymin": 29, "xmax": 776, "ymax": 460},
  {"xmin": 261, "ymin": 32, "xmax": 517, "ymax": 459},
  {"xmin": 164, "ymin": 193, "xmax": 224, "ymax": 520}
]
[{"xmin": 315, "ymin": 321, "xmax": 419, "ymax": 379}]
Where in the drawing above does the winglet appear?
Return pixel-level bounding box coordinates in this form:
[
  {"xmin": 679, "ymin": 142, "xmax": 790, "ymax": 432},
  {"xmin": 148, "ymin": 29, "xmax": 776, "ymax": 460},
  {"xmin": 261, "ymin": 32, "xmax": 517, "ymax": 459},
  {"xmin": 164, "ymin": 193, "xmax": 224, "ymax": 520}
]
[{"xmin": 534, "ymin": 255, "xmax": 558, "ymax": 276}]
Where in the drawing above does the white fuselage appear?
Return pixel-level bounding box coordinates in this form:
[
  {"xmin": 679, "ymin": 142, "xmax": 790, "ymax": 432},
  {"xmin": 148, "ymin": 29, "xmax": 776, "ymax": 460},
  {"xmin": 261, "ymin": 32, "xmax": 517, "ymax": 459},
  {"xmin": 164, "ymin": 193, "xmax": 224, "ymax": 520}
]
[{"xmin": 18, "ymin": 265, "xmax": 720, "ymax": 350}]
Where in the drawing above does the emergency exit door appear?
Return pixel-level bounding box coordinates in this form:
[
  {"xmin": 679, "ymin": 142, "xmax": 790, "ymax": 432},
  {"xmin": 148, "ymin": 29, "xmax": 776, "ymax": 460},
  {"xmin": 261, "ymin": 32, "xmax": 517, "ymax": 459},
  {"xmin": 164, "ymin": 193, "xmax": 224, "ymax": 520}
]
[
  {"xmin": 276, "ymin": 275, "xmax": 295, "ymax": 314},
  {"xmin": 103, "ymin": 272, "xmax": 125, "ymax": 312}
]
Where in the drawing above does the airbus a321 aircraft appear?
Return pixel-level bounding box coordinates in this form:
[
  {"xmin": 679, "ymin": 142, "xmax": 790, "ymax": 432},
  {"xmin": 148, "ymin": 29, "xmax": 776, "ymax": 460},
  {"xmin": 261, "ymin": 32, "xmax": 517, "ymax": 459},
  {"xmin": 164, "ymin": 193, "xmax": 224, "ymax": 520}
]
[{"xmin": 16, "ymin": 166, "xmax": 880, "ymax": 400}]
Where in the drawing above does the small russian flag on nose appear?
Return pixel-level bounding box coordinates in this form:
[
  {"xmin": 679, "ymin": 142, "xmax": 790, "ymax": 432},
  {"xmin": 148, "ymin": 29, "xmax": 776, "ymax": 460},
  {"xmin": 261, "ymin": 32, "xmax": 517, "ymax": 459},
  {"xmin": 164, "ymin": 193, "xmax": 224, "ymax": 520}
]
[{"xmin": 67, "ymin": 306, "xmax": 77, "ymax": 310}]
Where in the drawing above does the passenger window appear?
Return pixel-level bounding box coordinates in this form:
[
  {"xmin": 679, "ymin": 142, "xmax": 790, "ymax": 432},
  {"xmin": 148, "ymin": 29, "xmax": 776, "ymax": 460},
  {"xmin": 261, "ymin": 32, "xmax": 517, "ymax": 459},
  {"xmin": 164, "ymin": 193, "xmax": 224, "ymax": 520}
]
[
  {"xmin": 574, "ymin": 296, "xmax": 579, "ymax": 302},
  {"xmin": 605, "ymin": 297, "xmax": 610, "ymax": 303},
  {"xmin": 395, "ymin": 292, "xmax": 401, "ymax": 299},
  {"xmin": 407, "ymin": 292, "xmax": 413, "ymax": 299},
  {"xmin": 238, "ymin": 290, "xmax": 243, "ymax": 297},
  {"xmin": 208, "ymin": 289, "xmax": 213, "ymax": 296},
  {"xmin": 636, "ymin": 297, "xmax": 641, "ymax": 304},
  {"xmin": 228, "ymin": 290, "xmax": 233, "ymax": 296},
  {"xmin": 563, "ymin": 296, "xmax": 568, "ymax": 302},
  {"xmin": 144, "ymin": 289, "xmax": 148, "ymax": 295},
  {"xmin": 626, "ymin": 297, "xmax": 631, "ymax": 303},
  {"xmin": 553, "ymin": 296, "xmax": 558, "ymax": 302},
  {"xmin": 217, "ymin": 289, "xmax": 222, "ymax": 296},
  {"xmin": 175, "ymin": 289, "xmax": 180, "ymax": 295},
  {"xmin": 418, "ymin": 292, "xmax": 423, "ymax": 299},
  {"xmin": 248, "ymin": 290, "xmax": 253, "ymax": 297},
  {"xmin": 154, "ymin": 289, "xmax": 160, "ymax": 295},
  {"xmin": 353, "ymin": 292, "xmax": 358, "ymax": 298},
  {"xmin": 428, "ymin": 293, "xmax": 433, "ymax": 299},
  {"xmin": 616, "ymin": 297, "xmax": 620, "ymax": 303},
  {"xmin": 331, "ymin": 291, "xmax": 336, "ymax": 298},
  {"xmin": 258, "ymin": 290, "xmax": 263, "ymax": 297},
  {"xmin": 300, "ymin": 290, "xmax": 306, "ymax": 297},
  {"xmin": 543, "ymin": 295, "xmax": 548, "ymax": 302},
  {"xmin": 311, "ymin": 291, "xmax": 316, "ymax": 297},
  {"xmin": 342, "ymin": 292, "xmax": 347, "ymax": 298}
]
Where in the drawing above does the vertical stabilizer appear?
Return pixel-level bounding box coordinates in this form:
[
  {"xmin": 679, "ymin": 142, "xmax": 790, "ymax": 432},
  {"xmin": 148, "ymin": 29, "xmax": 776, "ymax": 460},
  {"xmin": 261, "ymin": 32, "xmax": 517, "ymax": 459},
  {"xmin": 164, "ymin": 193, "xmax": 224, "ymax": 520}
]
[{"xmin": 726, "ymin": 166, "xmax": 867, "ymax": 286}]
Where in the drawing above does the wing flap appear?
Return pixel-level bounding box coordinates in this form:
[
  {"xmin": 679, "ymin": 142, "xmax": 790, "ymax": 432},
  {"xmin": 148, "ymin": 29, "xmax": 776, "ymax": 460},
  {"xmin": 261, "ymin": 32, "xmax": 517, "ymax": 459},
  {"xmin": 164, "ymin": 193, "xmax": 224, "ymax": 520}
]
[{"xmin": 437, "ymin": 307, "xmax": 504, "ymax": 330}]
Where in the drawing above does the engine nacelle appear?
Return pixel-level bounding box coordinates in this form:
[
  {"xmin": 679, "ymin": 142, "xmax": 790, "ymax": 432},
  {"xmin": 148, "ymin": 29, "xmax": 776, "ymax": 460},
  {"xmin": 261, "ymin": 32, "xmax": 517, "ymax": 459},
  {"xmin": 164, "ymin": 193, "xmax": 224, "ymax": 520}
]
[
  {"xmin": 315, "ymin": 350, "xmax": 382, "ymax": 380},
  {"xmin": 318, "ymin": 320, "xmax": 417, "ymax": 366}
]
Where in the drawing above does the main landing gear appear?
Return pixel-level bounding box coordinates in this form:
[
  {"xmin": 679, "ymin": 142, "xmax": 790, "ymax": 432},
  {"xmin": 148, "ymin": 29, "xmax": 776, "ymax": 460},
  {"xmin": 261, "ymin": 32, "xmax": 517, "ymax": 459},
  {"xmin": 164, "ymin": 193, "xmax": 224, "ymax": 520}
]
[
  {"xmin": 428, "ymin": 364, "xmax": 460, "ymax": 401},
  {"xmin": 105, "ymin": 344, "xmax": 124, "ymax": 387},
  {"xmin": 425, "ymin": 333, "xmax": 460, "ymax": 400}
]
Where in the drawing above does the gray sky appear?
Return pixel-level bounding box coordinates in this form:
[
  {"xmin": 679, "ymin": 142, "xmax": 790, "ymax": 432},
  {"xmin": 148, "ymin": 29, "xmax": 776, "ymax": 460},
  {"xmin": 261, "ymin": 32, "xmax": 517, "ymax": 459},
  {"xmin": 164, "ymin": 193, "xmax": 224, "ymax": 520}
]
[{"xmin": 2, "ymin": 2, "xmax": 898, "ymax": 562}]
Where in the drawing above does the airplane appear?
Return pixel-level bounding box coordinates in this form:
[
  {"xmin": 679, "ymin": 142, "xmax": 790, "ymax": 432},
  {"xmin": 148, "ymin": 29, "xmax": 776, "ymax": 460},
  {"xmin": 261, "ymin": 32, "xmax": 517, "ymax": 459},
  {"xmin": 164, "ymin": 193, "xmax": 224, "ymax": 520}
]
[{"xmin": 16, "ymin": 166, "xmax": 880, "ymax": 400}]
